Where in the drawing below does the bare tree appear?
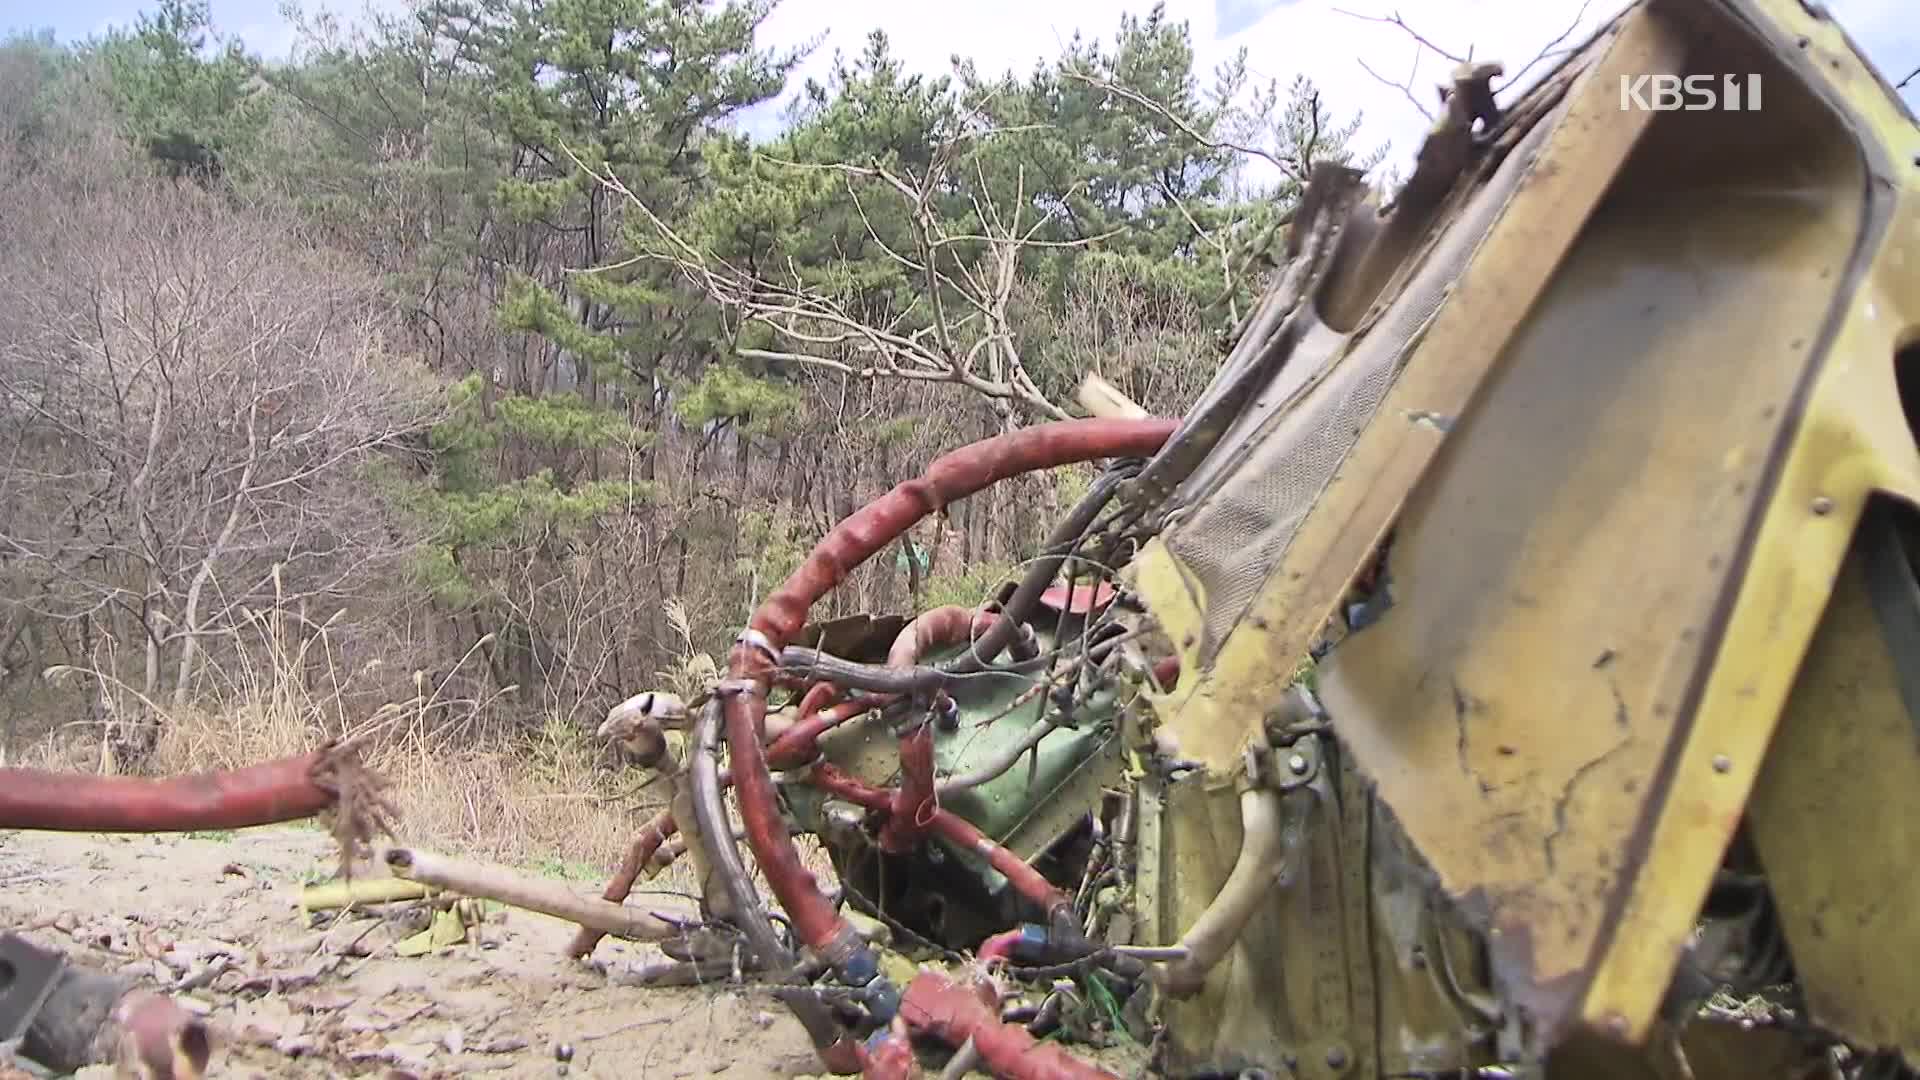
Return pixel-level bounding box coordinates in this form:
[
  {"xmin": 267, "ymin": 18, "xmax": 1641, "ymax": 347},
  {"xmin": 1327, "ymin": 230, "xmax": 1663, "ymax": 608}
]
[
  {"xmin": 565, "ymin": 125, "xmax": 1100, "ymax": 428},
  {"xmin": 0, "ymin": 132, "xmax": 441, "ymax": 760}
]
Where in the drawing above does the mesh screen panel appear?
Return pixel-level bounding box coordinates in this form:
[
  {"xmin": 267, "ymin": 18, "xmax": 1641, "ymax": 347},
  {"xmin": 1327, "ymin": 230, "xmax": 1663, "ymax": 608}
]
[{"xmin": 1164, "ymin": 109, "xmax": 1563, "ymax": 664}]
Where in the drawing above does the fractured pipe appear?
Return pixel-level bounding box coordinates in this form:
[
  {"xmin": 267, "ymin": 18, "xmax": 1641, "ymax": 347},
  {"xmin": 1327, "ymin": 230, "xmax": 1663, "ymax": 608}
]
[
  {"xmin": 1155, "ymin": 786, "xmax": 1288, "ymax": 997},
  {"xmin": 0, "ymin": 747, "xmax": 362, "ymax": 833},
  {"xmin": 725, "ymin": 418, "xmax": 1176, "ymax": 988},
  {"xmin": 898, "ymin": 970, "xmax": 1119, "ymax": 1080},
  {"xmin": 567, "ymin": 809, "xmax": 679, "ymax": 958}
]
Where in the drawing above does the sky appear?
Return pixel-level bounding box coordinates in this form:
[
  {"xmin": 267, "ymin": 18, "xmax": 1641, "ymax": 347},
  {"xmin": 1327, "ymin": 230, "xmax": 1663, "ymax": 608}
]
[{"xmin": 8, "ymin": 0, "xmax": 1916, "ymax": 174}]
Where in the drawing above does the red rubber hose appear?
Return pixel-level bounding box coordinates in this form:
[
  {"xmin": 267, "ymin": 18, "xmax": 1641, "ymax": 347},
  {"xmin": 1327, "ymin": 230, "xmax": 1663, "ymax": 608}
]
[
  {"xmin": 878, "ymin": 606, "xmax": 1017, "ymax": 855},
  {"xmin": 567, "ymin": 808, "xmax": 679, "ymax": 957},
  {"xmin": 811, "ymin": 763, "xmax": 1071, "ymax": 914},
  {"xmin": 725, "ymin": 418, "xmax": 1174, "ymax": 962},
  {"xmin": 0, "ymin": 751, "xmax": 340, "ymax": 832},
  {"xmin": 899, "ymin": 970, "xmax": 1119, "ymax": 1080}
]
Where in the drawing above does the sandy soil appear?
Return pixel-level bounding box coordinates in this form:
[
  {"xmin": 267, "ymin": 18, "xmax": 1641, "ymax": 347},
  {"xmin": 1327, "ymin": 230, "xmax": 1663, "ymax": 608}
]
[{"xmin": 0, "ymin": 826, "xmax": 821, "ymax": 1079}]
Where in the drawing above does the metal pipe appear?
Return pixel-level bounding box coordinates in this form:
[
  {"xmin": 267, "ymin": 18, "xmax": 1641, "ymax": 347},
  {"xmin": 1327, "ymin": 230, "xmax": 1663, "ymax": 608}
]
[
  {"xmin": 777, "ymin": 647, "xmax": 1047, "ymax": 694},
  {"xmin": 691, "ymin": 699, "xmax": 861, "ymax": 1072},
  {"xmin": 1156, "ymin": 786, "xmax": 1288, "ymax": 997},
  {"xmin": 941, "ymin": 470, "xmax": 1126, "ymax": 677},
  {"xmin": 725, "ymin": 419, "xmax": 1176, "ymax": 1000},
  {"xmin": 936, "ymin": 714, "xmax": 1060, "ymax": 796}
]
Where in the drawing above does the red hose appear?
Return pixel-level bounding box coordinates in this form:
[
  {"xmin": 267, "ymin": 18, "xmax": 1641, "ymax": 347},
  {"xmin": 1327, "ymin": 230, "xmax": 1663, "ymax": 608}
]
[
  {"xmin": 0, "ymin": 751, "xmax": 341, "ymax": 831},
  {"xmin": 568, "ymin": 809, "xmax": 679, "ymax": 957},
  {"xmin": 751, "ymin": 419, "xmax": 1176, "ymax": 646},
  {"xmin": 861, "ymin": 1019, "xmax": 923, "ymax": 1079},
  {"xmin": 976, "ymin": 929, "xmax": 1023, "ymax": 966},
  {"xmin": 797, "ymin": 681, "xmax": 841, "ymax": 719},
  {"xmin": 767, "ymin": 696, "xmax": 892, "ymax": 771},
  {"xmin": 884, "ymin": 606, "xmax": 1014, "ymax": 669},
  {"xmin": 879, "ymin": 724, "xmax": 937, "ymax": 854},
  {"xmin": 727, "ymin": 419, "xmax": 1175, "ymax": 963},
  {"xmin": 899, "ymin": 970, "xmax": 1119, "ymax": 1080},
  {"xmin": 812, "ymin": 763, "xmax": 1071, "ymax": 914},
  {"xmin": 878, "ymin": 606, "xmax": 1014, "ymax": 854}
]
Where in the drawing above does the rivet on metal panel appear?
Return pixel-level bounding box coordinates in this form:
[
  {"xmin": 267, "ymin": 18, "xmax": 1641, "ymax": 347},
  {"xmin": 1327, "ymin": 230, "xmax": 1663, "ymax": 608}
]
[
  {"xmin": 1812, "ymin": 495, "xmax": 1835, "ymax": 515},
  {"xmin": 1711, "ymin": 754, "xmax": 1732, "ymax": 773}
]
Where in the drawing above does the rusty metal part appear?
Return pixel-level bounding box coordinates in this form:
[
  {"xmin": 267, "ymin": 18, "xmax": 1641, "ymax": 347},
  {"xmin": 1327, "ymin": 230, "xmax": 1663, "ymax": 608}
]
[
  {"xmin": 725, "ymin": 419, "xmax": 1174, "ymax": 990},
  {"xmin": 567, "ymin": 809, "xmax": 680, "ymax": 958},
  {"xmin": 897, "ymin": 970, "xmax": 1119, "ymax": 1080}
]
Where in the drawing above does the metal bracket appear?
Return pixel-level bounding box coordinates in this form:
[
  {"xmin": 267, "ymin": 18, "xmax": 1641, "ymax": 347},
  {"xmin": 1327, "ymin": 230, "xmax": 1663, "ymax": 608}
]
[{"xmin": 0, "ymin": 933, "xmax": 65, "ymax": 1045}]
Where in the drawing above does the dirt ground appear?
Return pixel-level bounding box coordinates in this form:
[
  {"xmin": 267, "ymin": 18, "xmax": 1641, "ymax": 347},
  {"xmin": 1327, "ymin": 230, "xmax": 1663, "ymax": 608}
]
[{"xmin": 0, "ymin": 826, "xmax": 823, "ymax": 1078}]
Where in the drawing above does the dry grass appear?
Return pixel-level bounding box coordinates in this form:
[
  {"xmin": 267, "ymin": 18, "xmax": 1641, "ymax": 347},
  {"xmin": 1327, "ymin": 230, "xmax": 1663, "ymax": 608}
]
[
  {"xmin": 20, "ymin": 596, "xmax": 843, "ymax": 910},
  {"xmin": 145, "ymin": 704, "xmax": 653, "ymax": 874}
]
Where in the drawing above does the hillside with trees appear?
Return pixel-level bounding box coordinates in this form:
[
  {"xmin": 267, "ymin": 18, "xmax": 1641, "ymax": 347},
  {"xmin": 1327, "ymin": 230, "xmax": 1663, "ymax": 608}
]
[{"xmin": 0, "ymin": 0, "xmax": 1382, "ymax": 852}]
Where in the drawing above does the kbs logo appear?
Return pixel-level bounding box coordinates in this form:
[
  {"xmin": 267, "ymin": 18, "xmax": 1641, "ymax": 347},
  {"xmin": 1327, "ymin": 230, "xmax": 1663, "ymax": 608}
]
[{"xmin": 1619, "ymin": 73, "xmax": 1763, "ymax": 111}]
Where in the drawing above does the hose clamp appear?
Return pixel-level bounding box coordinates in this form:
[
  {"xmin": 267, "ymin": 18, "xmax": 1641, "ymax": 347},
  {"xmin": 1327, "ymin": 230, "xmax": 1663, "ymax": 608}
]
[{"xmin": 711, "ymin": 678, "xmax": 759, "ymax": 699}]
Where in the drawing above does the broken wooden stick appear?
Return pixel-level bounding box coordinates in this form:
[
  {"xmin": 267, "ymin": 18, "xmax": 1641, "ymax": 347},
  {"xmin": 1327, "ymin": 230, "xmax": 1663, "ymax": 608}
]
[
  {"xmin": 1075, "ymin": 373, "xmax": 1150, "ymax": 421},
  {"xmin": 383, "ymin": 847, "xmax": 678, "ymax": 942}
]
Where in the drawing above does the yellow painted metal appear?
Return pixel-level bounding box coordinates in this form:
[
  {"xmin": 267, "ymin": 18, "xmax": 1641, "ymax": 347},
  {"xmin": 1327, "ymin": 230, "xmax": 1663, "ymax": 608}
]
[
  {"xmin": 1744, "ymin": 525, "xmax": 1920, "ymax": 1061},
  {"xmin": 1149, "ymin": 756, "xmax": 1491, "ymax": 1079},
  {"xmin": 1315, "ymin": 30, "xmax": 1877, "ymax": 1029},
  {"xmin": 1131, "ymin": 4, "xmax": 1686, "ymax": 777},
  {"xmin": 1128, "ymin": 0, "xmax": 1920, "ymax": 1063},
  {"xmin": 1576, "ymin": 0, "xmax": 1920, "ymax": 1041}
]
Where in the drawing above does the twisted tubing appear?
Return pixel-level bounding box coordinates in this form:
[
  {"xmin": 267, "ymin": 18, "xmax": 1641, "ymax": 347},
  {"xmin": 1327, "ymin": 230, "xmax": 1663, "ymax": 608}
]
[
  {"xmin": 879, "ymin": 606, "xmax": 1016, "ymax": 854},
  {"xmin": 766, "ymin": 696, "xmax": 892, "ymax": 771},
  {"xmin": 726, "ymin": 419, "xmax": 1174, "ymax": 966},
  {"xmin": 811, "ymin": 762, "xmax": 1071, "ymax": 914}
]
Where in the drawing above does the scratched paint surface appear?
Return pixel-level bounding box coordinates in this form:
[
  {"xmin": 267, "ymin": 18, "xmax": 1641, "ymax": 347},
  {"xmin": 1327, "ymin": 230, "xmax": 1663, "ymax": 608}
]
[{"xmin": 1314, "ymin": 89, "xmax": 1866, "ymax": 1030}]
